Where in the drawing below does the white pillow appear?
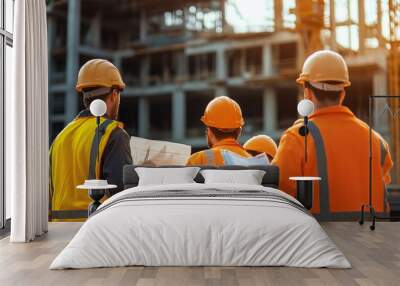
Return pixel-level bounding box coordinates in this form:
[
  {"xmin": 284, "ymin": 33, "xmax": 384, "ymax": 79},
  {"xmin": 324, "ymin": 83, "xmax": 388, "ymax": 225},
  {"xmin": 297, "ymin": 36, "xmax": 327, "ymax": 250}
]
[
  {"xmin": 135, "ymin": 167, "xmax": 200, "ymax": 186},
  {"xmin": 200, "ymin": 169, "xmax": 266, "ymax": 185}
]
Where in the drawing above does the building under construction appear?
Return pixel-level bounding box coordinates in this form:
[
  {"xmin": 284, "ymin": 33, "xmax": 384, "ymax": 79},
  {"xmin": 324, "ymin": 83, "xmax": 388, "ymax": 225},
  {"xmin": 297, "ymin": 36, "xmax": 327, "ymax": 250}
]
[{"xmin": 47, "ymin": 0, "xmax": 400, "ymax": 176}]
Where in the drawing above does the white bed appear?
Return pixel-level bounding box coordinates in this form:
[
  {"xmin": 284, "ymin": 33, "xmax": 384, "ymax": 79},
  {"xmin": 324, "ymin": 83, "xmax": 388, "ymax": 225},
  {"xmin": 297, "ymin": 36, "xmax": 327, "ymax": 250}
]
[{"xmin": 50, "ymin": 183, "xmax": 350, "ymax": 269}]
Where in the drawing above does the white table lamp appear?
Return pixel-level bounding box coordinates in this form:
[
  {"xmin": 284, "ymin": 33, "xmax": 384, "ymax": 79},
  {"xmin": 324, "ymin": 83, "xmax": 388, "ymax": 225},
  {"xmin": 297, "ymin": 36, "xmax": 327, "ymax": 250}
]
[
  {"xmin": 297, "ymin": 99, "xmax": 315, "ymax": 162},
  {"xmin": 293, "ymin": 99, "xmax": 320, "ymax": 210}
]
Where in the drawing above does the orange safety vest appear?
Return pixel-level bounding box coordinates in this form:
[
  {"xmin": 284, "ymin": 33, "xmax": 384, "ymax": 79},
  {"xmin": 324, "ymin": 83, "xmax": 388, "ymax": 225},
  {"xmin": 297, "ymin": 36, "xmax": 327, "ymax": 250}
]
[
  {"xmin": 272, "ymin": 105, "xmax": 393, "ymax": 220},
  {"xmin": 187, "ymin": 138, "xmax": 251, "ymax": 166}
]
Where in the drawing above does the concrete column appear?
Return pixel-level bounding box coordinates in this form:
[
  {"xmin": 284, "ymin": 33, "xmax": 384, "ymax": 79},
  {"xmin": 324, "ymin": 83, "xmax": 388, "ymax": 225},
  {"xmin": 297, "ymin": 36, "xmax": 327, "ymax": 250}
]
[
  {"xmin": 140, "ymin": 55, "xmax": 150, "ymax": 86},
  {"xmin": 162, "ymin": 54, "xmax": 170, "ymax": 83},
  {"xmin": 87, "ymin": 12, "xmax": 102, "ymax": 48},
  {"xmin": 172, "ymin": 90, "xmax": 186, "ymax": 141},
  {"xmin": 240, "ymin": 49, "xmax": 246, "ymax": 76},
  {"xmin": 113, "ymin": 55, "xmax": 122, "ymax": 70},
  {"xmin": 215, "ymin": 48, "xmax": 227, "ymax": 97},
  {"xmin": 262, "ymin": 44, "xmax": 274, "ymax": 77},
  {"xmin": 216, "ymin": 48, "xmax": 226, "ymax": 80},
  {"xmin": 373, "ymin": 71, "xmax": 389, "ymax": 136},
  {"xmin": 140, "ymin": 10, "xmax": 147, "ymax": 43},
  {"xmin": 263, "ymin": 88, "xmax": 277, "ymax": 133},
  {"xmin": 175, "ymin": 52, "xmax": 187, "ymax": 81},
  {"xmin": 138, "ymin": 98, "xmax": 150, "ymax": 138},
  {"xmin": 65, "ymin": 0, "xmax": 81, "ymax": 124},
  {"xmin": 215, "ymin": 86, "xmax": 227, "ymax": 98}
]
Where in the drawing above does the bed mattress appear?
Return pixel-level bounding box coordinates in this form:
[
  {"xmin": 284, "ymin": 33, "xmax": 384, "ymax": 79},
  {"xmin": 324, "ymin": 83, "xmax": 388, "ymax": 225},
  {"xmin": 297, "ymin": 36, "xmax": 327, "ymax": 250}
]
[{"xmin": 50, "ymin": 183, "xmax": 350, "ymax": 269}]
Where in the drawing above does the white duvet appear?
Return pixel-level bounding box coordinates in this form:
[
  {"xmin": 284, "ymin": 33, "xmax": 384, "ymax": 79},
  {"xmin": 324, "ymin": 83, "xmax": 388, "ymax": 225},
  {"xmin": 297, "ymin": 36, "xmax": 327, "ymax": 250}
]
[{"xmin": 50, "ymin": 183, "xmax": 351, "ymax": 269}]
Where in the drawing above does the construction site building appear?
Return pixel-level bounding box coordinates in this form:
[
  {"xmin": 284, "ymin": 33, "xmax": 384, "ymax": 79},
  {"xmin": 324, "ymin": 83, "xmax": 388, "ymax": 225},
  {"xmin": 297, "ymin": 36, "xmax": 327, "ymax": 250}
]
[{"xmin": 47, "ymin": 0, "xmax": 397, "ymax": 155}]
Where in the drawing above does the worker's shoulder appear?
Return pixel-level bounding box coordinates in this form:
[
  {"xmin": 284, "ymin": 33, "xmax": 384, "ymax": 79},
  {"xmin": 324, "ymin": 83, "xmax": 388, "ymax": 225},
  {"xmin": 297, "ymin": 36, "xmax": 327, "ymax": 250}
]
[
  {"xmin": 187, "ymin": 148, "xmax": 219, "ymax": 165},
  {"xmin": 105, "ymin": 119, "xmax": 125, "ymax": 130},
  {"xmin": 187, "ymin": 150, "xmax": 205, "ymax": 165},
  {"xmin": 281, "ymin": 119, "xmax": 303, "ymax": 137},
  {"xmin": 350, "ymin": 116, "xmax": 371, "ymax": 130},
  {"xmin": 352, "ymin": 117, "xmax": 387, "ymax": 142},
  {"xmin": 189, "ymin": 150, "xmax": 203, "ymax": 157},
  {"xmin": 188, "ymin": 149, "xmax": 209, "ymax": 160},
  {"xmin": 108, "ymin": 124, "xmax": 130, "ymax": 142},
  {"xmin": 191, "ymin": 147, "xmax": 220, "ymax": 156},
  {"xmin": 293, "ymin": 118, "xmax": 304, "ymax": 125}
]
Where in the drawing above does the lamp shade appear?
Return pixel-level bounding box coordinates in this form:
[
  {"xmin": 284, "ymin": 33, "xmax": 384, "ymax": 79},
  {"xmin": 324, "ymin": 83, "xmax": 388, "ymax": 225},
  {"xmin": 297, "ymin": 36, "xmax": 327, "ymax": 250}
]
[
  {"xmin": 89, "ymin": 99, "xmax": 107, "ymax": 117},
  {"xmin": 297, "ymin": 99, "xmax": 315, "ymax": 117}
]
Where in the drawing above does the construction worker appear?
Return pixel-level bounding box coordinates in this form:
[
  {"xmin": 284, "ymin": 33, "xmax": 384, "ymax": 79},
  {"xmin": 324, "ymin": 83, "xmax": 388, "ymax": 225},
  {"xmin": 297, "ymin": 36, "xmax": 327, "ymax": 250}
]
[
  {"xmin": 187, "ymin": 96, "xmax": 251, "ymax": 165},
  {"xmin": 244, "ymin": 135, "xmax": 278, "ymax": 161},
  {"xmin": 49, "ymin": 59, "xmax": 132, "ymax": 221},
  {"xmin": 273, "ymin": 50, "xmax": 393, "ymax": 219}
]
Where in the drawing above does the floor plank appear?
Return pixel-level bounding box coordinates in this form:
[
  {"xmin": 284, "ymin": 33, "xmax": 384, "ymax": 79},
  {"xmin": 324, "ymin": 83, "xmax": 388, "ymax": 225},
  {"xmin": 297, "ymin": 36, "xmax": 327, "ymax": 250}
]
[{"xmin": 0, "ymin": 222, "xmax": 399, "ymax": 286}]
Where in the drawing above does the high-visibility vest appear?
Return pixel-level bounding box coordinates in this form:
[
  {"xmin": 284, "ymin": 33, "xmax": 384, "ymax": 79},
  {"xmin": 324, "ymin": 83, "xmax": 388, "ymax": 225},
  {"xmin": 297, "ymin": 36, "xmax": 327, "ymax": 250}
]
[
  {"xmin": 187, "ymin": 138, "xmax": 251, "ymax": 166},
  {"xmin": 49, "ymin": 115, "xmax": 120, "ymax": 222},
  {"xmin": 222, "ymin": 150, "xmax": 270, "ymax": 166},
  {"xmin": 273, "ymin": 105, "xmax": 393, "ymax": 220}
]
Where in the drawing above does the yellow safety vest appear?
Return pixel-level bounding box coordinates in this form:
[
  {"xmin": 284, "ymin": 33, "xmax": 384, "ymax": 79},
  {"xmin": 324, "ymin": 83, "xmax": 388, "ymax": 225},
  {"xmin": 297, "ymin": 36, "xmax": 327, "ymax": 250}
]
[{"xmin": 49, "ymin": 115, "xmax": 120, "ymax": 222}]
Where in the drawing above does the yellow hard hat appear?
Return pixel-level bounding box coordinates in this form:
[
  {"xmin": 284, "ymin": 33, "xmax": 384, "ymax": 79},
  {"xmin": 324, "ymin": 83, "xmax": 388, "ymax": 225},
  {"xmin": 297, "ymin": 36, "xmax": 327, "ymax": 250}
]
[
  {"xmin": 296, "ymin": 50, "xmax": 350, "ymax": 87},
  {"xmin": 76, "ymin": 59, "xmax": 126, "ymax": 92},
  {"xmin": 244, "ymin": 135, "xmax": 277, "ymax": 158},
  {"xmin": 201, "ymin": 96, "xmax": 244, "ymax": 129}
]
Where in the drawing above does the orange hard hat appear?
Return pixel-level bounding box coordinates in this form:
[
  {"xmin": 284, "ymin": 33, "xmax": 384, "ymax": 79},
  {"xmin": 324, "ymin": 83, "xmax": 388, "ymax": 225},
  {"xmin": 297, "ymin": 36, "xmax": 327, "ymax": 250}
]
[
  {"xmin": 201, "ymin": 96, "xmax": 244, "ymax": 129},
  {"xmin": 244, "ymin": 135, "xmax": 278, "ymax": 158},
  {"xmin": 76, "ymin": 59, "xmax": 126, "ymax": 92},
  {"xmin": 296, "ymin": 50, "xmax": 350, "ymax": 87}
]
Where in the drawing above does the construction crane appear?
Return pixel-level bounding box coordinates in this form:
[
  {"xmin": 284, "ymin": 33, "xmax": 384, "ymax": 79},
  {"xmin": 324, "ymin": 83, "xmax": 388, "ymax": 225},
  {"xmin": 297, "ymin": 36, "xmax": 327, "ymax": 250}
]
[
  {"xmin": 295, "ymin": 0, "xmax": 325, "ymax": 56},
  {"xmin": 388, "ymin": 0, "xmax": 400, "ymax": 184}
]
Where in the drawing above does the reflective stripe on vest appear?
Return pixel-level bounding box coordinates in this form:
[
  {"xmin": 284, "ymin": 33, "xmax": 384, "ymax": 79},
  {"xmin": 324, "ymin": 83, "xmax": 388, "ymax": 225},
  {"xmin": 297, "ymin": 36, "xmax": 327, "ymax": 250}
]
[
  {"xmin": 88, "ymin": 119, "xmax": 114, "ymax": 179},
  {"xmin": 204, "ymin": 149, "xmax": 216, "ymax": 165},
  {"xmin": 307, "ymin": 121, "xmax": 330, "ymax": 220},
  {"xmin": 379, "ymin": 138, "xmax": 387, "ymax": 167},
  {"xmin": 51, "ymin": 210, "xmax": 88, "ymax": 220}
]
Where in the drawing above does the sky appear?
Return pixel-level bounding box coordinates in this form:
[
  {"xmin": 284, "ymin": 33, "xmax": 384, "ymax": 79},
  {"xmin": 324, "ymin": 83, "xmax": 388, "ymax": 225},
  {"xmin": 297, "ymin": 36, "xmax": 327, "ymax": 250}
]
[{"xmin": 225, "ymin": 0, "xmax": 395, "ymax": 51}]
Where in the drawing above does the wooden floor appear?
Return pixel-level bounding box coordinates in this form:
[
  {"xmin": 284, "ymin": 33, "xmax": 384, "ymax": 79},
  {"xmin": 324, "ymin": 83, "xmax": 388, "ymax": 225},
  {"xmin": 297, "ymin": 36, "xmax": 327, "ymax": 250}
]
[{"xmin": 0, "ymin": 222, "xmax": 399, "ymax": 286}]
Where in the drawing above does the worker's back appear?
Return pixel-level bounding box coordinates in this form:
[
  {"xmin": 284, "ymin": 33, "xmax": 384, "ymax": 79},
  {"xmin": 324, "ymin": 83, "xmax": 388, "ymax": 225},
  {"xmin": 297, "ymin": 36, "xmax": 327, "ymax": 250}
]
[
  {"xmin": 50, "ymin": 112, "xmax": 120, "ymax": 221},
  {"xmin": 273, "ymin": 105, "xmax": 392, "ymax": 216},
  {"xmin": 187, "ymin": 138, "xmax": 251, "ymax": 166}
]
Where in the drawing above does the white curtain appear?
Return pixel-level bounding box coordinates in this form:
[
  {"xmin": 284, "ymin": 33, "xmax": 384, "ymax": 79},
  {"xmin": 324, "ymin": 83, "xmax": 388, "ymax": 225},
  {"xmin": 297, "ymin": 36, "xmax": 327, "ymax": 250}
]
[{"xmin": 7, "ymin": 0, "xmax": 49, "ymax": 242}]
